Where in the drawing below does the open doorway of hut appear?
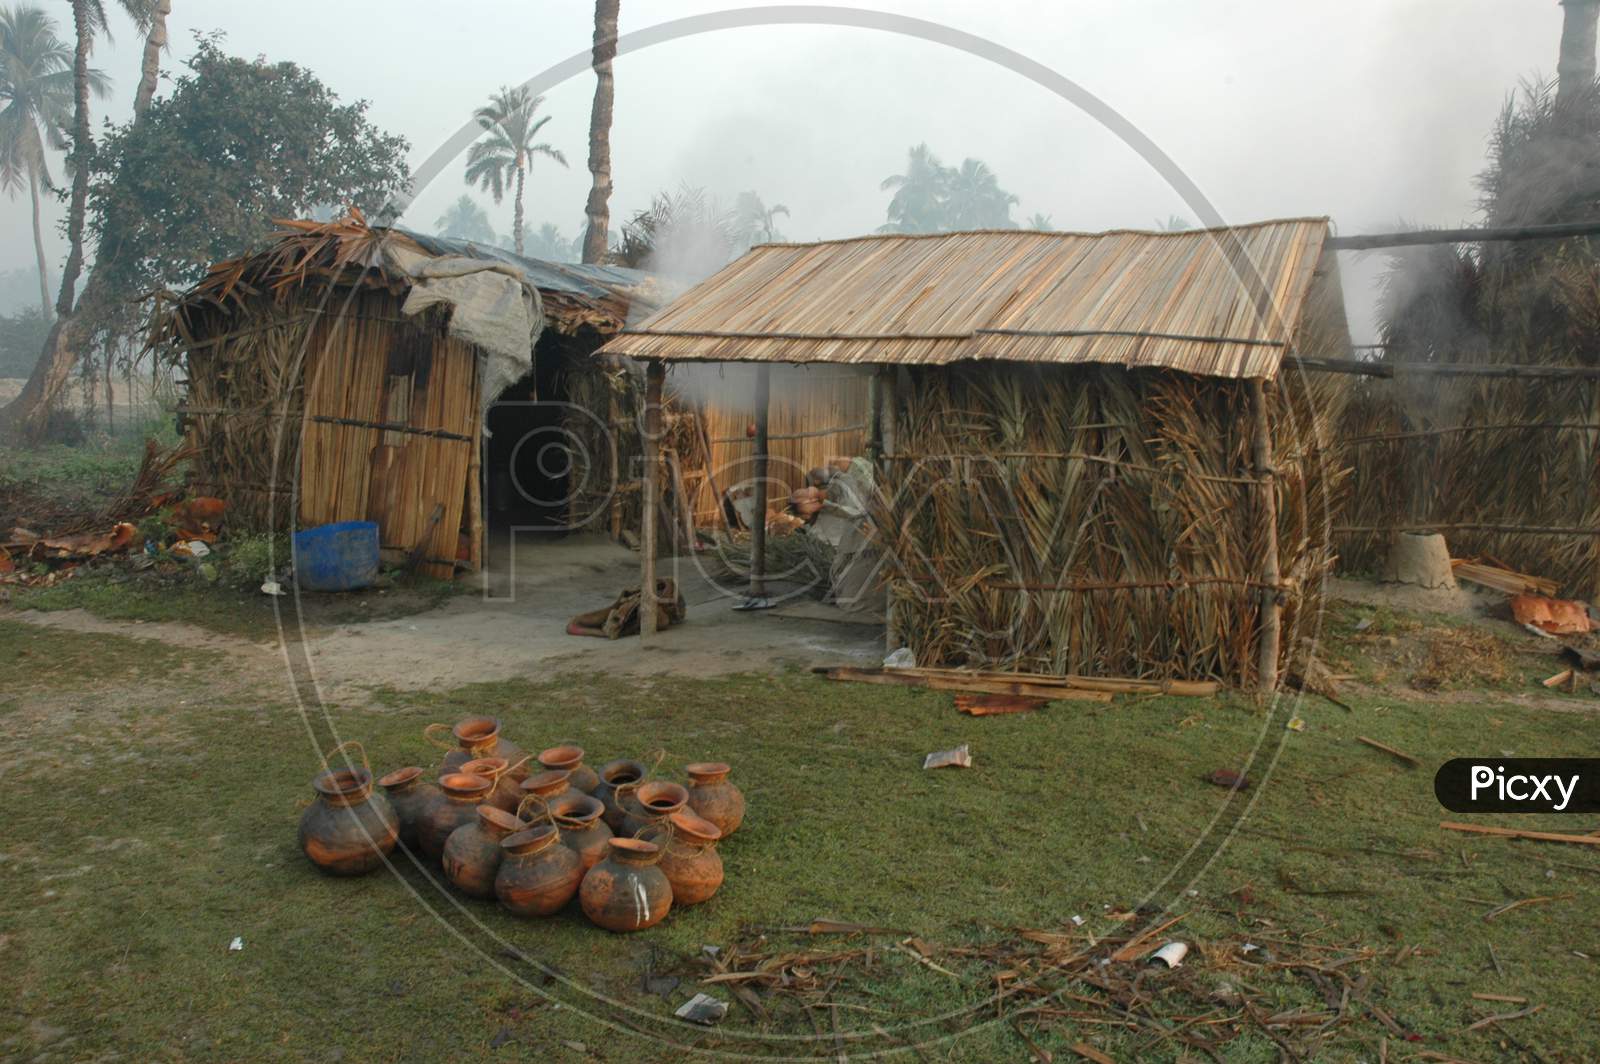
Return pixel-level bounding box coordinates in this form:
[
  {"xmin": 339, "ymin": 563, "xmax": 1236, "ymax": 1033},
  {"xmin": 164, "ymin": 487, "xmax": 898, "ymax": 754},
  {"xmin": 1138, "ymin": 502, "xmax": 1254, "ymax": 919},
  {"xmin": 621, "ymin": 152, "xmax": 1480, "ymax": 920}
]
[{"xmin": 483, "ymin": 337, "xmax": 573, "ymax": 534}]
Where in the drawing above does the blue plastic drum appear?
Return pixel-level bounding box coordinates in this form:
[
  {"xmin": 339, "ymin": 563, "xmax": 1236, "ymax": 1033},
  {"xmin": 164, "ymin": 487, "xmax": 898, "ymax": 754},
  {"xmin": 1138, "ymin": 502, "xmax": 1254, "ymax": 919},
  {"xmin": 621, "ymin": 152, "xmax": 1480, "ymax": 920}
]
[{"xmin": 293, "ymin": 521, "xmax": 380, "ymax": 592}]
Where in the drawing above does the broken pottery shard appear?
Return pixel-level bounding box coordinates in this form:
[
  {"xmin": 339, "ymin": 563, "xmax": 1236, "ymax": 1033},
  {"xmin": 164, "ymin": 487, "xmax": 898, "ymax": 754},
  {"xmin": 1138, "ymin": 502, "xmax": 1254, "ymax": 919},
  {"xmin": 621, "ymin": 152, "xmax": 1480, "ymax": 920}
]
[
  {"xmin": 923, "ymin": 744, "xmax": 971, "ymax": 770},
  {"xmin": 675, "ymin": 992, "xmax": 728, "ymax": 1026},
  {"xmin": 1510, "ymin": 593, "xmax": 1591, "ymax": 635}
]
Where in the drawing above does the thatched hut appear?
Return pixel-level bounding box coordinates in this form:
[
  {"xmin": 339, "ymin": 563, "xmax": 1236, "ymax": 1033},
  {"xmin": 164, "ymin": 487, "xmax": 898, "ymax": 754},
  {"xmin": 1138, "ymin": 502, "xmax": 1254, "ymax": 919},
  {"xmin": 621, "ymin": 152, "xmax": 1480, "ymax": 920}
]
[
  {"xmin": 603, "ymin": 220, "xmax": 1351, "ymax": 688},
  {"xmin": 151, "ymin": 214, "xmax": 660, "ymax": 578}
]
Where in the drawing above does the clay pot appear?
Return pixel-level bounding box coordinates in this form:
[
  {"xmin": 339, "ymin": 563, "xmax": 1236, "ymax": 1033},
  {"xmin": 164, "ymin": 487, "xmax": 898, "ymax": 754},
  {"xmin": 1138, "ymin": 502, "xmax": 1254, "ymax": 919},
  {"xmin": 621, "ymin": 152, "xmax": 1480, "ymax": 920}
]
[
  {"xmin": 417, "ymin": 772, "xmax": 494, "ymax": 860},
  {"xmin": 656, "ymin": 810, "xmax": 724, "ymax": 906},
  {"xmin": 377, "ymin": 766, "xmax": 441, "ymax": 852},
  {"xmin": 538, "ymin": 744, "xmax": 599, "ymax": 793},
  {"xmin": 580, "ymin": 837, "xmax": 673, "ymax": 932},
  {"xmin": 518, "ymin": 769, "xmax": 572, "ymax": 814},
  {"xmin": 426, "ymin": 717, "xmax": 528, "ymax": 781},
  {"xmin": 620, "ymin": 780, "xmax": 689, "ymax": 838},
  {"xmin": 443, "ymin": 806, "xmax": 526, "ymax": 899},
  {"xmin": 299, "ymin": 750, "xmax": 399, "ymax": 876},
  {"xmin": 685, "ymin": 762, "xmax": 746, "ymax": 838},
  {"xmin": 496, "ymin": 825, "xmax": 583, "ymax": 917},
  {"xmin": 595, "ymin": 759, "xmax": 647, "ymax": 831},
  {"xmin": 459, "ymin": 756, "xmax": 526, "ymax": 814},
  {"xmin": 548, "ymin": 793, "xmax": 613, "ymax": 870}
]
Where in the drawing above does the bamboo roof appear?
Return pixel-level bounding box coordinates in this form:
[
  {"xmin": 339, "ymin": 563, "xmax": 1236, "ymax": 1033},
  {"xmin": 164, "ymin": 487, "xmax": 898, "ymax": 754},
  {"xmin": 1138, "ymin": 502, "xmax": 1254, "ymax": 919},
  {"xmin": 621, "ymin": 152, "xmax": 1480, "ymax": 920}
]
[
  {"xmin": 601, "ymin": 219, "xmax": 1333, "ymax": 379},
  {"xmin": 156, "ymin": 211, "xmax": 662, "ymax": 341}
]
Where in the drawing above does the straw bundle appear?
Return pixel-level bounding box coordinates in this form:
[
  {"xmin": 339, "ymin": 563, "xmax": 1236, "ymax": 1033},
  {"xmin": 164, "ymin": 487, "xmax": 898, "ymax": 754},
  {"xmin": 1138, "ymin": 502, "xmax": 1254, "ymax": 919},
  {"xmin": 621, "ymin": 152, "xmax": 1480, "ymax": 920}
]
[{"xmin": 876, "ymin": 362, "xmax": 1340, "ymax": 685}]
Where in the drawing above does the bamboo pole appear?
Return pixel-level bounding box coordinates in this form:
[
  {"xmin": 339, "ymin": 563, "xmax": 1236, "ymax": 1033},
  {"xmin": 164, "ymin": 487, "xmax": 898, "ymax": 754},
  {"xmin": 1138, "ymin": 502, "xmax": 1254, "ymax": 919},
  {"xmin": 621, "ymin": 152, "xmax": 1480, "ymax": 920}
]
[
  {"xmin": 880, "ymin": 367, "xmax": 898, "ymax": 652},
  {"xmin": 1250, "ymin": 378, "xmax": 1280, "ymax": 692},
  {"xmin": 641, "ymin": 361, "xmax": 665, "ymax": 641},
  {"xmin": 748, "ymin": 363, "xmax": 772, "ymax": 599},
  {"xmin": 866, "ymin": 369, "xmax": 883, "ymax": 465},
  {"xmin": 1290, "ymin": 355, "xmax": 1600, "ymax": 380},
  {"xmin": 1324, "ymin": 219, "xmax": 1600, "ymax": 251}
]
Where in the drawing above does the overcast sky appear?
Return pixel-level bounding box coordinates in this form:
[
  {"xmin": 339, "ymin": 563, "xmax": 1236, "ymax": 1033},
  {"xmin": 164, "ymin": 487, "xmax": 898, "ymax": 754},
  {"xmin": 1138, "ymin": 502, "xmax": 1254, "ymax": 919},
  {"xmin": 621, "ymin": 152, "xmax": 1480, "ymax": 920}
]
[{"xmin": 0, "ymin": 1, "xmax": 1568, "ymax": 340}]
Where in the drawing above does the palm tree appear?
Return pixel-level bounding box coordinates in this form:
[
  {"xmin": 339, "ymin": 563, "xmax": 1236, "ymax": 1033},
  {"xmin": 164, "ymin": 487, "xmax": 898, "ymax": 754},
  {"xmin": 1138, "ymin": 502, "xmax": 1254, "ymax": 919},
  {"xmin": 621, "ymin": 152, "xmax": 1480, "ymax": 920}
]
[
  {"xmin": 879, "ymin": 143, "xmax": 951, "ymax": 233},
  {"xmin": 944, "ymin": 158, "xmax": 1017, "ymax": 229},
  {"xmin": 0, "ymin": 4, "xmax": 105, "ymax": 317},
  {"xmin": 132, "ymin": 0, "xmax": 167, "ymax": 115},
  {"xmin": 582, "ymin": 0, "xmax": 619, "ymax": 264},
  {"xmin": 734, "ymin": 190, "xmax": 788, "ymax": 248},
  {"xmin": 1559, "ymin": 0, "xmax": 1599, "ymax": 104},
  {"xmin": 1024, "ymin": 212, "xmax": 1053, "ymax": 231},
  {"xmin": 526, "ymin": 222, "xmax": 569, "ymax": 261},
  {"xmin": 435, "ymin": 194, "xmax": 496, "ymax": 244},
  {"xmin": 1155, "ymin": 215, "xmax": 1192, "ymax": 232},
  {"xmin": 465, "ymin": 86, "xmax": 567, "ymax": 255}
]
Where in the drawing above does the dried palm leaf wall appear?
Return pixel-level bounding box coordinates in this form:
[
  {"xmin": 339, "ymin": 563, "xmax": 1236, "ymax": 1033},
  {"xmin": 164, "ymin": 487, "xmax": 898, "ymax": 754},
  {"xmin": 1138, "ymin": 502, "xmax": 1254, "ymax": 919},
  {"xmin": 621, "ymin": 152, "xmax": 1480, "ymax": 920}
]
[
  {"xmin": 877, "ymin": 362, "xmax": 1343, "ymax": 685},
  {"xmin": 1335, "ymin": 372, "xmax": 1600, "ymax": 595}
]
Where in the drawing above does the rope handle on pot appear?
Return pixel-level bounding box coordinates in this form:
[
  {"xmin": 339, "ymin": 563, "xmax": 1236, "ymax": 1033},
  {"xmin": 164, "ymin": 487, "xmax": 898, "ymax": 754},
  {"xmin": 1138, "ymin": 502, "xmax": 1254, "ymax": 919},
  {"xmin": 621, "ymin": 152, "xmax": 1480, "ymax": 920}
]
[
  {"xmin": 634, "ymin": 816, "xmax": 713, "ymax": 859},
  {"xmin": 514, "ymin": 793, "xmax": 556, "ymax": 828},
  {"xmin": 323, "ymin": 739, "xmax": 371, "ymax": 777},
  {"xmin": 423, "ymin": 723, "xmax": 456, "ymax": 751},
  {"xmin": 612, "ymin": 749, "xmax": 668, "ymax": 804},
  {"xmin": 503, "ymin": 754, "xmax": 531, "ymax": 777}
]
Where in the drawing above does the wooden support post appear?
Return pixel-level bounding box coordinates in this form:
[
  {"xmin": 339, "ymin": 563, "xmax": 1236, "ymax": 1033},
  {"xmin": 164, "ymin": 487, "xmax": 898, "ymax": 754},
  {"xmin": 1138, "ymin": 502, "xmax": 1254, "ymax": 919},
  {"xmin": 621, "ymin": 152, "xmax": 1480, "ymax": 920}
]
[
  {"xmin": 866, "ymin": 368, "xmax": 883, "ymax": 466},
  {"xmin": 879, "ymin": 367, "xmax": 898, "ymax": 651},
  {"xmin": 1250, "ymin": 378, "xmax": 1280, "ymax": 692},
  {"xmin": 748, "ymin": 363, "xmax": 772, "ymax": 599},
  {"xmin": 640, "ymin": 361, "xmax": 665, "ymax": 641}
]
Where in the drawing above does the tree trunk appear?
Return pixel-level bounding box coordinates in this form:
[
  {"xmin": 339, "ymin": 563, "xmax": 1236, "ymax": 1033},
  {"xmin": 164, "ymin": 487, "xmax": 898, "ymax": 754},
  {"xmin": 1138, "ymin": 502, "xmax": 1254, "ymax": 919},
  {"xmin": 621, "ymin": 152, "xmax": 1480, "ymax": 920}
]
[
  {"xmin": 513, "ymin": 162, "xmax": 526, "ymax": 255},
  {"xmin": 133, "ymin": 0, "xmax": 170, "ymax": 116},
  {"xmin": 1559, "ymin": 0, "xmax": 1600, "ymax": 104},
  {"xmin": 28, "ymin": 168, "xmax": 50, "ymax": 318},
  {"xmin": 0, "ymin": 0, "xmax": 97, "ymax": 439},
  {"xmin": 582, "ymin": 0, "xmax": 619, "ymax": 264}
]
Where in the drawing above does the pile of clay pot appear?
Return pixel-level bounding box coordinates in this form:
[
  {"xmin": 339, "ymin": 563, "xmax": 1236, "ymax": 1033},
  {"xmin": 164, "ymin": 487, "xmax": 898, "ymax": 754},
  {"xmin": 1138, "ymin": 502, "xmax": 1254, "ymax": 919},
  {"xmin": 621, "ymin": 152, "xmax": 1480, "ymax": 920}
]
[{"xmin": 296, "ymin": 715, "xmax": 744, "ymax": 932}]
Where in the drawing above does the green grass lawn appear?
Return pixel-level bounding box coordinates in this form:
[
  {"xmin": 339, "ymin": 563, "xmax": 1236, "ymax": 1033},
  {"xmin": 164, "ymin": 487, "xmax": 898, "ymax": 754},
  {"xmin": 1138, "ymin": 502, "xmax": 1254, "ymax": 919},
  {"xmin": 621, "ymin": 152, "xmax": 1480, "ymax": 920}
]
[{"xmin": 1, "ymin": 614, "xmax": 1597, "ymax": 1062}]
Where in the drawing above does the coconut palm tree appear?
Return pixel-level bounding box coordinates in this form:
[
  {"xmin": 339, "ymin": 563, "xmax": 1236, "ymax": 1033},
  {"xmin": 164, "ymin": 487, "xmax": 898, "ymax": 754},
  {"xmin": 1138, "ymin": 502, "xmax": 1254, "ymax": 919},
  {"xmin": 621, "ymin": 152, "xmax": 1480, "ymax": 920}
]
[
  {"xmin": 734, "ymin": 190, "xmax": 788, "ymax": 248},
  {"xmin": 944, "ymin": 157, "xmax": 1017, "ymax": 229},
  {"xmin": 879, "ymin": 143, "xmax": 951, "ymax": 233},
  {"xmin": 1024, "ymin": 212, "xmax": 1053, "ymax": 231},
  {"xmin": 582, "ymin": 0, "xmax": 619, "ymax": 264},
  {"xmin": 0, "ymin": 4, "xmax": 107, "ymax": 317},
  {"xmin": 435, "ymin": 194, "xmax": 496, "ymax": 245},
  {"xmin": 131, "ymin": 0, "xmax": 167, "ymax": 115},
  {"xmin": 464, "ymin": 86, "xmax": 567, "ymax": 255}
]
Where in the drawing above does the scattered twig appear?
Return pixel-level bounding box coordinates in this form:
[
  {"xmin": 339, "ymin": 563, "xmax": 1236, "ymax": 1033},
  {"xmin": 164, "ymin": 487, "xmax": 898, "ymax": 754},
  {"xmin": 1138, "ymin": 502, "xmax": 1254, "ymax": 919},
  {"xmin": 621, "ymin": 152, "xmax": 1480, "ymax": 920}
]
[
  {"xmin": 1464, "ymin": 1002, "xmax": 1544, "ymax": 1032},
  {"xmin": 1355, "ymin": 735, "xmax": 1421, "ymax": 768}
]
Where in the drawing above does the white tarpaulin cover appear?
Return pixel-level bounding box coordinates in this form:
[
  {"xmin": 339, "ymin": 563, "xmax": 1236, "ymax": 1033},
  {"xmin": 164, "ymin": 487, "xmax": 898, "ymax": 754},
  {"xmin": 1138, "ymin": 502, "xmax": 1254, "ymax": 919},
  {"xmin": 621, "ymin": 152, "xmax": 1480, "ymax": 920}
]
[{"xmin": 383, "ymin": 243, "xmax": 543, "ymax": 429}]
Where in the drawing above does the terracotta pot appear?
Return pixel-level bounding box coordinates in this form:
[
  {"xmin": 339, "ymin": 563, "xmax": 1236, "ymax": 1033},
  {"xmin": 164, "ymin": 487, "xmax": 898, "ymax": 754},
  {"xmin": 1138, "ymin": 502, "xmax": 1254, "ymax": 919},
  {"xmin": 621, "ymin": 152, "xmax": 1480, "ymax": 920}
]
[
  {"xmin": 595, "ymin": 759, "xmax": 646, "ymax": 832},
  {"xmin": 299, "ymin": 754, "xmax": 399, "ymax": 876},
  {"xmin": 459, "ymin": 756, "xmax": 525, "ymax": 814},
  {"xmin": 426, "ymin": 717, "xmax": 528, "ymax": 781},
  {"xmin": 685, "ymin": 762, "xmax": 746, "ymax": 838},
  {"xmin": 417, "ymin": 772, "xmax": 494, "ymax": 860},
  {"xmin": 538, "ymin": 744, "xmax": 599, "ymax": 793},
  {"xmin": 548, "ymin": 793, "xmax": 613, "ymax": 870},
  {"xmin": 517, "ymin": 769, "xmax": 572, "ymax": 819},
  {"xmin": 580, "ymin": 837, "xmax": 673, "ymax": 932},
  {"xmin": 656, "ymin": 810, "xmax": 724, "ymax": 906},
  {"xmin": 443, "ymin": 806, "xmax": 525, "ymax": 899},
  {"xmin": 377, "ymin": 766, "xmax": 441, "ymax": 852},
  {"xmin": 620, "ymin": 780, "xmax": 689, "ymax": 838},
  {"xmin": 496, "ymin": 825, "xmax": 583, "ymax": 917}
]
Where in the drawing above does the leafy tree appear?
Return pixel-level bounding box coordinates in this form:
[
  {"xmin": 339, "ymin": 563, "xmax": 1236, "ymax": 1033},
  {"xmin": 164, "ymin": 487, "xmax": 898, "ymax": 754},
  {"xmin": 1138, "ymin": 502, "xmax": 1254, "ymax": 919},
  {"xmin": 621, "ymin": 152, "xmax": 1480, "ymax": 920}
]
[
  {"xmin": 81, "ymin": 37, "xmax": 412, "ymax": 340},
  {"xmin": 435, "ymin": 194, "xmax": 496, "ymax": 244},
  {"xmin": 464, "ymin": 86, "xmax": 567, "ymax": 255},
  {"xmin": 944, "ymin": 158, "xmax": 1017, "ymax": 229},
  {"xmin": 0, "ymin": 303, "xmax": 50, "ymax": 376},
  {"xmin": 879, "ymin": 143, "xmax": 950, "ymax": 233},
  {"xmin": 0, "ymin": 4, "xmax": 108, "ymax": 316}
]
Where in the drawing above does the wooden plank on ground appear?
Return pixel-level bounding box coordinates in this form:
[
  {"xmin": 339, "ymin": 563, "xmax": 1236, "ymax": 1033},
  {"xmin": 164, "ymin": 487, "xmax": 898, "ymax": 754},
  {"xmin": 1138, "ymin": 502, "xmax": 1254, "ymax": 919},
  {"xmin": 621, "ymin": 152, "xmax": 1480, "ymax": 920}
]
[
  {"xmin": 1441, "ymin": 822, "xmax": 1600, "ymax": 847},
  {"xmin": 822, "ymin": 667, "xmax": 1113, "ymax": 702}
]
